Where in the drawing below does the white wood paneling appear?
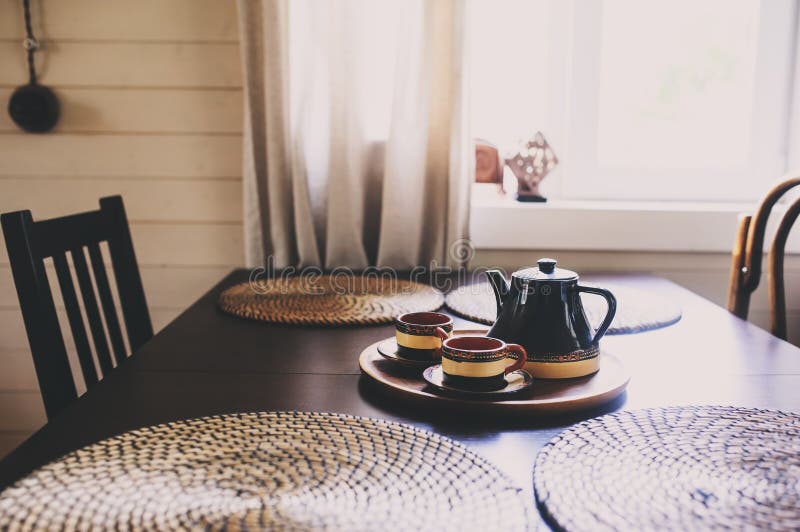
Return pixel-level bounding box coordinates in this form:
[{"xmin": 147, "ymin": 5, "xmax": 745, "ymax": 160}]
[
  {"xmin": 0, "ymin": 0, "xmax": 239, "ymax": 42},
  {"xmin": 0, "ymin": 224, "xmax": 242, "ymax": 267},
  {"xmin": 129, "ymin": 224, "xmax": 243, "ymax": 266},
  {"xmin": 0, "ymin": 42, "xmax": 241, "ymax": 88},
  {"xmin": 0, "ymin": 392, "xmax": 45, "ymax": 432},
  {"xmin": 0, "ymin": 134, "xmax": 242, "ymax": 178},
  {"xmin": 0, "ymin": 179, "xmax": 243, "ymax": 222},
  {"xmin": 0, "ymin": 0, "xmax": 245, "ymax": 455},
  {"xmin": 0, "ymin": 88, "xmax": 243, "ymax": 133},
  {"xmin": 0, "ymin": 351, "xmax": 38, "ymax": 391}
]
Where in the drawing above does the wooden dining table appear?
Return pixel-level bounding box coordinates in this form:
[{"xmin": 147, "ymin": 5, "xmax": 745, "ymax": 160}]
[{"xmin": 1, "ymin": 269, "xmax": 799, "ymax": 529}]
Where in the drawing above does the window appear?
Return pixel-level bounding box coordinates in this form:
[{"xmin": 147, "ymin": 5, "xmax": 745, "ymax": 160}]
[{"xmin": 469, "ymin": 0, "xmax": 798, "ymax": 202}]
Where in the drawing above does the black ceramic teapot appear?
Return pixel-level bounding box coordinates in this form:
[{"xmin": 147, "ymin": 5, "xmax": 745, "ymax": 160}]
[{"xmin": 485, "ymin": 258, "xmax": 616, "ymax": 379}]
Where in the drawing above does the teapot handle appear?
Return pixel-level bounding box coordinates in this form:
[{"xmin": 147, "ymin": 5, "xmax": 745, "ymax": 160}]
[{"xmin": 576, "ymin": 285, "xmax": 617, "ymax": 344}]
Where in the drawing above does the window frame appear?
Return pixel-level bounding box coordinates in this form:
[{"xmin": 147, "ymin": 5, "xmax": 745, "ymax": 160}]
[
  {"xmin": 468, "ymin": 0, "xmax": 800, "ymax": 253},
  {"xmin": 561, "ymin": 0, "xmax": 798, "ymax": 202}
]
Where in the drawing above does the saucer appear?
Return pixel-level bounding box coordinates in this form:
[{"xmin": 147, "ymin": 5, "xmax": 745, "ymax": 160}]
[
  {"xmin": 377, "ymin": 339, "xmax": 437, "ymax": 368},
  {"xmin": 422, "ymin": 365, "xmax": 533, "ymax": 396}
]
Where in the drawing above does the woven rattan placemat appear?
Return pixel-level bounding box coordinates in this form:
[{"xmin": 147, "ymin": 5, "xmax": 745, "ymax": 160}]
[
  {"xmin": 534, "ymin": 406, "xmax": 800, "ymax": 531},
  {"xmin": 0, "ymin": 412, "xmax": 531, "ymax": 530},
  {"xmin": 219, "ymin": 275, "xmax": 444, "ymax": 326},
  {"xmin": 445, "ymin": 281, "xmax": 681, "ymax": 334}
]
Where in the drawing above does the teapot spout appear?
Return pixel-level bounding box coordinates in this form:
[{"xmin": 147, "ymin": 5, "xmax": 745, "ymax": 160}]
[{"xmin": 485, "ymin": 269, "xmax": 509, "ymax": 317}]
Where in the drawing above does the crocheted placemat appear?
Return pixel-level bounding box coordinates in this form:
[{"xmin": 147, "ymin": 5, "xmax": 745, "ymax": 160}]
[
  {"xmin": 0, "ymin": 412, "xmax": 531, "ymax": 530},
  {"xmin": 534, "ymin": 406, "xmax": 800, "ymax": 531},
  {"xmin": 445, "ymin": 281, "xmax": 681, "ymax": 334},
  {"xmin": 219, "ymin": 275, "xmax": 444, "ymax": 326}
]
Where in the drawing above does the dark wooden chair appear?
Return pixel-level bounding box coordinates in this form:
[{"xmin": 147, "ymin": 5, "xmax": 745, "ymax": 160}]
[
  {"xmin": 728, "ymin": 177, "xmax": 800, "ymax": 340},
  {"xmin": 2, "ymin": 195, "xmax": 152, "ymax": 419}
]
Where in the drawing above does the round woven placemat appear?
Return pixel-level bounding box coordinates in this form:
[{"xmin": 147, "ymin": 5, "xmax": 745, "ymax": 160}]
[
  {"xmin": 445, "ymin": 281, "xmax": 681, "ymax": 334},
  {"xmin": 534, "ymin": 406, "xmax": 800, "ymax": 531},
  {"xmin": 219, "ymin": 276, "xmax": 444, "ymax": 326},
  {"xmin": 0, "ymin": 412, "xmax": 530, "ymax": 531}
]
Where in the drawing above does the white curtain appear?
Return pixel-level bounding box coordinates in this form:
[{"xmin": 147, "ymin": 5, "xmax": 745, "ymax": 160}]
[{"xmin": 237, "ymin": 0, "xmax": 472, "ymax": 270}]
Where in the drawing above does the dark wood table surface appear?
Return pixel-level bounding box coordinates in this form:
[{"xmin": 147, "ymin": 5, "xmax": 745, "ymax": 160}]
[{"xmin": 2, "ymin": 269, "xmax": 800, "ymax": 529}]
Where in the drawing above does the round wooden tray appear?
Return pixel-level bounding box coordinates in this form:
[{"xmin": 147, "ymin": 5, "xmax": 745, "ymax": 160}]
[{"xmin": 359, "ymin": 330, "xmax": 630, "ymax": 415}]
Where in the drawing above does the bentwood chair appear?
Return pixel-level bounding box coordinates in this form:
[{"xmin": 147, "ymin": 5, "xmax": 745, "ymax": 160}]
[
  {"xmin": 728, "ymin": 177, "xmax": 800, "ymax": 340},
  {"xmin": 1, "ymin": 196, "xmax": 152, "ymax": 419}
]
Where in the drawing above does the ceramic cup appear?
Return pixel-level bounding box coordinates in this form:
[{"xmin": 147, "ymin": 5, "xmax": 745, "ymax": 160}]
[
  {"xmin": 440, "ymin": 336, "xmax": 527, "ymax": 391},
  {"xmin": 395, "ymin": 312, "xmax": 454, "ymax": 361}
]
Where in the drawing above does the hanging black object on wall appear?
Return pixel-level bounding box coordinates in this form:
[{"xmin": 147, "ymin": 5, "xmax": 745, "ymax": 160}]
[
  {"xmin": 8, "ymin": 0, "xmax": 59, "ymax": 133},
  {"xmin": 9, "ymin": 84, "xmax": 59, "ymax": 133}
]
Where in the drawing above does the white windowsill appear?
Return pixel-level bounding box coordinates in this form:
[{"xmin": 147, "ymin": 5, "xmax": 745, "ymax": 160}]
[{"xmin": 469, "ymin": 194, "xmax": 800, "ymax": 253}]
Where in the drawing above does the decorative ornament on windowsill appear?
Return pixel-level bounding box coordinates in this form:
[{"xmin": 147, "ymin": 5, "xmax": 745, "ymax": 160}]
[
  {"xmin": 505, "ymin": 131, "xmax": 558, "ymax": 202},
  {"xmin": 7, "ymin": 0, "xmax": 59, "ymax": 133},
  {"xmin": 475, "ymin": 139, "xmax": 505, "ymax": 194}
]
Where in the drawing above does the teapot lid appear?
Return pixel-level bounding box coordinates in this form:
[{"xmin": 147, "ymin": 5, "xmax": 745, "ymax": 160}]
[{"xmin": 512, "ymin": 258, "xmax": 578, "ymax": 281}]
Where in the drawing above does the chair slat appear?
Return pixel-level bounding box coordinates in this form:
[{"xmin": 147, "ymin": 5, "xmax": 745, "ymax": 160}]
[
  {"xmin": 52, "ymin": 253, "xmax": 100, "ymax": 387},
  {"xmin": 768, "ymin": 197, "xmax": 800, "ymax": 340},
  {"xmin": 71, "ymin": 247, "xmax": 115, "ymax": 375},
  {"xmin": 1, "ymin": 210, "xmax": 78, "ymax": 418},
  {"xmin": 88, "ymin": 243, "xmax": 127, "ymax": 366},
  {"xmin": 101, "ymin": 196, "xmax": 153, "ymax": 351},
  {"xmin": 727, "ymin": 215, "xmax": 751, "ymax": 319}
]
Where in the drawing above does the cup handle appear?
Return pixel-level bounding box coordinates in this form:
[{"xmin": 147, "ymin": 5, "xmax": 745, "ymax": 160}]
[
  {"xmin": 432, "ymin": 326, "xmax": 449, "ymax": 359},
  {"xmin": 503, "ymin": 343, "xmax": 527, "ymax": 375}
]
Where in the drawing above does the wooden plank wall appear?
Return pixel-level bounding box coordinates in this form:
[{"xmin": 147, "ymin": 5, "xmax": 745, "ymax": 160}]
[{"xmin": 0, "ymin": 0, "xmax": 244, "ymax": 457}]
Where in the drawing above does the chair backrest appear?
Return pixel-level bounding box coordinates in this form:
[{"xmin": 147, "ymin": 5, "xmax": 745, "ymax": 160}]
[
  {"xmin": 728, "ymin": 177, "xmax": 800, "ymax": 340},
  {"xmin": 1, "ymin": 195, "xmax": 152, "ymax": 419}
]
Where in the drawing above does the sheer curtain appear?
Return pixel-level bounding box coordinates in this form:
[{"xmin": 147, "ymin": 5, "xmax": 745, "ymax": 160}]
[{"xmin": 237, "ymin": 0, "xmax": 472, "ymax": 270}]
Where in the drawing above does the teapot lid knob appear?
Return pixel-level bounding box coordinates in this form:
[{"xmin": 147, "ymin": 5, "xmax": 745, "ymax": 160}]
[{"xmin": 538, "ymin": 258, "xmax": 557, "ymax": 274}]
